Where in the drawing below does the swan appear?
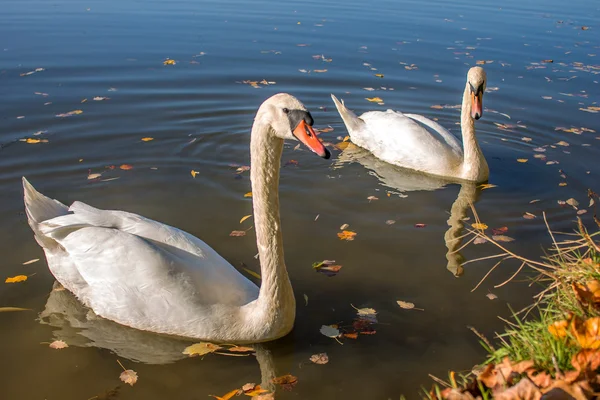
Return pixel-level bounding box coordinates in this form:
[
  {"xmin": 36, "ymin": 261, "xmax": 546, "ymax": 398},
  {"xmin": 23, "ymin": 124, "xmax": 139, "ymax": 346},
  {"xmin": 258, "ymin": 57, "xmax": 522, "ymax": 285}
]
[
  {"xmin": 23, "ymin": 93, "xmax": 331, "ymax": 344},
  {"xmin": 331, "ymin": 66, "xmax": 489, "ymax": 182}
]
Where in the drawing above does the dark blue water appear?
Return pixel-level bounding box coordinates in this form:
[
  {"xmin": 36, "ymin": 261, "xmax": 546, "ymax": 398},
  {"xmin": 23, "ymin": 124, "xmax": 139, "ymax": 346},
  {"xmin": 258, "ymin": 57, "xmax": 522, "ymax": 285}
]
[{"xmin": 1, "ymin": 0, "xmax": 598, "ymax": 398}]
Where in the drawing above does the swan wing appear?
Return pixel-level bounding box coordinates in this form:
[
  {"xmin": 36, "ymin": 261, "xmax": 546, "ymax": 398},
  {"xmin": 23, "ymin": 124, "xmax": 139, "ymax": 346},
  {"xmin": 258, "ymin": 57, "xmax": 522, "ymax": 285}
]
[{"xmin": 352, "ymin": 110, "xmax": 464, "ymax": 174}]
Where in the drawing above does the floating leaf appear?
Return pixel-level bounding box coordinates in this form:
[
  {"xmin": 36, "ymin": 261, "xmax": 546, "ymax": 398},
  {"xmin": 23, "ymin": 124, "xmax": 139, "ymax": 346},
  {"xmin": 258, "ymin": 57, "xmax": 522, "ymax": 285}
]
[
  {"xmin": 492, "ymin": 235, "xmax": 515, "ymax": 242},
  {"xmin": 556, "ymin": 140, "xmax": 570, "ymax": 147},
  {"xmin": 385, "ymin": 220, "xmax": 396, "ymax": 225},
  {"xmin": 566, "ymin": 198, "xmax": 579, "ymax": 208},
  {"xmin": 471, "ymin": 223, "xmax": 488, "ymax": 230},
  {"xmin": 320, "ymin": 325, "xmax": 341, "ymax": 338},
  {"xmin": 119, "ymin": 369, "xmax": 138, "ymax": 386},
  {"xmin": 141, "ymin": 137, "xmax": 154, "ymax": 142},
  {"xmin": 163, "ymin": 59, "xmax": 176, "ymax": 65},
  {"xmin": 397, "ymin": 300, "xmax": 424, "ymax": 311},
  {"xmin": 55, "ymin": 110, "xmax": 83, "ymax": 117},
  {"xmin": 309, "ymin": 353, "xmax": 329, "ymax": 365},
  {"xmin": 228, "ymin": 346, "xmax": 254, "ymax": 353},
  {"xmin": 367, "ymin": 195, "xmax": 379, "ymax": 202},
  {"xmin": 366, "ymin": 97, "xmax": 383, "ymax": 103},
  {"xmin": 414, "ymin": 223, "xmax": 427, "ymax": 228},
  {"xmin": 209, "ymin": 389, "xmax": 240, "ymax": 400},
  {"xmin": 479, "ymin": 183, "xmax": 497, "ymax": 190},
  {"xmin": 25, "ymin": 138, "xmax": 48, "ymax": 144},
  {"xmin": 191, "ymin": 170, "xmax": 199, "ymax": 178},
  {"xmin": 517, "ymin": 159, "xmax": 528, "ymax": 163},
  {"xmin": 5, "ymin": 275, "xmax": 28, "ymax": 283},
  {"xmin": 87, "ymin": 173, "xmax": 102, "ymax": 180},
  {"xmin": 271, "ymin": 374, "xmax": 298, "ymax": 390},
  {"xmin": 351, "ymin": 304, "xmax": 377, "ymax": 316},
  {"xmin": 244, "ymin": 192, "xmax": 253, "ymax": 198},
  {"xmin": 22, "ymin": 258, "xmax": 39, "ymax": 265},
  {"xmin": 229, "ymin": 230, "xmax": 246, "ymax": 237},
  {"xmin": 119, "ymin": 164, "xmax": 133, "ymax": 170},
  {"xmin": 183, "ymin": 342, "xmax": 221, "ymax": 357},
  {"xmin": 337, "ymin": 230, "xmax": 356, "ymax": 241},
  {"xmin": 49, "ymin": 340, "xmax": 68, "ymax": 349},
  {"xmin": 374, "ymin": 73, "xmax": 384, "ymax": 78},
  {"xmin": 0, "ymin": 307, "xmax": 31, "ymax": 312},
  {"xmin": 239, "ymin": 215, "xmax": 252, "ymax": 224},
  {"xmin": 93, "ymin": 96, "xmax": 109, "ymax": 101},
  {"xmin": 523, "ymin": 212, "xmax": 536, "ymax": 219},
  {"xmin": 486, "ymin": 293, "xmax": 498, "ymax": 300}
]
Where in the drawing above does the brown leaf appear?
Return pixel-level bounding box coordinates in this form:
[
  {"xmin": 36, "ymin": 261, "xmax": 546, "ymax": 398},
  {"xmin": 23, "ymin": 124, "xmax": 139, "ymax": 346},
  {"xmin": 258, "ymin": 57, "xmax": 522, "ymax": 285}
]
[
  {"xmin": 119, "ymin": 164, "xmax": 133, "ymax": 170},
  {"xmin": 527, "ymin": 370, "xmax": 552, "ymax": 389},
  {"xmin": 541, "ymin": 380, "xmax": 588, "ymax": 400},
  {"xmin": 478, "ymin": 363, "xmax": 497, "ymax": 388},
  {"xmin": 492, "ymin": 235, "xmax": 515, "ymax": 242},
  {"xmin": 343, "ymin": 332, "xmax": 358, "ymax": 339},
  {"xmin": 272, "ymin": 374, "xmax": 298, "ymax": 391},
  {"xmin": 119, "ymin": 369, "xmax": 138, "ymax": 386},
  {"xmin": 494, "ymin": 377, "xmax": 541, "ymax": 400},
  {"xmin": 228, "ymin": 346, "xmax": 254, "ymax": 353},
  {"xmin": 309, "ymin": 353, "xmax": 329, "ymax": 364},
  {"xmin": 572, "ymin": 317, "xmax": 600, "ymax": 349},
  {"xmin": 571, "ymin": 349, "xmax": 600, "ymax": 373},
  {"xmin": 229, "ymin": 230, "xmax": 246, "ymax": 237},
  {"xmin": 572, "ymin": 280, "xmax": 600, "ymax": 309}
]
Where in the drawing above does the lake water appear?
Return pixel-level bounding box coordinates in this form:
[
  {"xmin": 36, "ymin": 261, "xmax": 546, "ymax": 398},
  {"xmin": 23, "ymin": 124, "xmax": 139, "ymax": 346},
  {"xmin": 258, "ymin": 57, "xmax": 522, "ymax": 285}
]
[{"xmin": 1, "ymin": 0, "xmax": 598, "ymax": 398}]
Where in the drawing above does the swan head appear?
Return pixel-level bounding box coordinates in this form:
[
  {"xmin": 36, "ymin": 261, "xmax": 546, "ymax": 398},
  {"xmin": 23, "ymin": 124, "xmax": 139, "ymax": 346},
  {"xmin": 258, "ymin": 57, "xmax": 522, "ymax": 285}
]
[
  {"xmin": 257, "ymin": 93, "xmax": 331, "ymax": 159},
  {"xmin": 467, "ymin": 66, "xmax": 487, "ymax": 120}
]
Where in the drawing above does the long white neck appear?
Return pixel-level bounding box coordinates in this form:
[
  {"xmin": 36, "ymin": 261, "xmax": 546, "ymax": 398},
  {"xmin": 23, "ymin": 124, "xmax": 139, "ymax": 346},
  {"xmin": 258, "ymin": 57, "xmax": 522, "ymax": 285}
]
[
  {"xmin": 249, "ymin": 118, "xmax": 295, "ymax": 332},
  {"xmin": 459, "ymin": 84, "xmax": 489, "ymax": 182}
]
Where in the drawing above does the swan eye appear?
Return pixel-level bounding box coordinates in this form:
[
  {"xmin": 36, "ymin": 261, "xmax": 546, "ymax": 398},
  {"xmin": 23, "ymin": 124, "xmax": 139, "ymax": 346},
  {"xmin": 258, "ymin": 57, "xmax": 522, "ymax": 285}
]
[{"xmin": 282, "ymin": 108, "xmax": 289, "ymax": 114}]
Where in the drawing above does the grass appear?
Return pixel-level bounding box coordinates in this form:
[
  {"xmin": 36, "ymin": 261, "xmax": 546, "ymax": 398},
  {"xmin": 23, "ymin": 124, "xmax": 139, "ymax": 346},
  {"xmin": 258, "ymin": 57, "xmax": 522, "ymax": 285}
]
[{"xmin": 424, "ymin": 202, "xmax": 600, "ymax": 399}]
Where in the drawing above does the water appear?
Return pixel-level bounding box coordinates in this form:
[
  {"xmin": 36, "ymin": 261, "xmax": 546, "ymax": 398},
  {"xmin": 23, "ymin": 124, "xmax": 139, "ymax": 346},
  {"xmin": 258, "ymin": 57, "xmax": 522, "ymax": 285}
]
[{"xmin": 1, "ymin": 0, "xmax": 598, "ymax": 398}]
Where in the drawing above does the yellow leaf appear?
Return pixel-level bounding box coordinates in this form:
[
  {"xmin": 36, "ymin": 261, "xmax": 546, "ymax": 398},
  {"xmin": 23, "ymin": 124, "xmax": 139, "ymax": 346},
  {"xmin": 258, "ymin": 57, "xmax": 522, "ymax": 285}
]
[
  {"xmin": 191, "ymin": 170, "xmax": 199, "ymax": 178},
  {"xmin": 478, "ymin": 183, "xmax": 497, "ymax": 190},
  {"xmin": 163, "ymin": 59, "xmax": 176, "ymax": 65},
  {"xmin": 239, "ymin": 214, "xmax": 252, "ymax": 224},
  {"xmin": 366, "ymin": 97, "xmax": 383, "ymax": 103},
  {"xmin": 244, "ymin": 192, "xmax": 253, "ymax": 198},
  {"xmin": 119, "ymin": 369, "xmax": 138, "ymax": 386},
  {"xmin": 517, "ymin": 159, "xmax": 528, "ymax": 163},
  {"xmin": 374, "ymin": 73, "xmax": 384, "ymax": 78},
  {"xmin": 209, "ymin": 389, "xmax": 241, "ymax": 400},
  {"xmin": 182, "ymin": 342, "xmax": 221, "ymax": 356},
  {"xmin": 471, "ymin": 223, "xmax": 488, "ymax": 230},
  {"xmin": 337, "ymin": 230, "xmax": 357, "ymax": 241},
  {"xmin": 335, "ymin": 142, "xmax": 350, "ymax": 150},
  {"xmin": 343, "ymin": 135, "xmax": 350, "ymax": 142},
  {"xmin": 242, "ymin": 267, "xmax": 261, "ymax": 280},
  {"xmin": 559, "ymin": 182, "xmax": 568, "ymax": 187},
  {"xmin": 141, "ymin": 137, "xmax": 154, "ymax": 142},
  {"xmin": 25, "ymin": 138, "xmax": 48, "ymax": 144},
  {"xmin": 5, "ymin": 275, "xmax": 28, "ymax": 283}
]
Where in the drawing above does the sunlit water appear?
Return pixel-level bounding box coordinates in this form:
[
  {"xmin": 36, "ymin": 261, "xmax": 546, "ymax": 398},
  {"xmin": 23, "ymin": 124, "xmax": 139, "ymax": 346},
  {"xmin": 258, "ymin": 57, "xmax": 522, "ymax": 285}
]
[{"xmin": 1, "ymin": 0, "xmax": 599, "ymax": 398}]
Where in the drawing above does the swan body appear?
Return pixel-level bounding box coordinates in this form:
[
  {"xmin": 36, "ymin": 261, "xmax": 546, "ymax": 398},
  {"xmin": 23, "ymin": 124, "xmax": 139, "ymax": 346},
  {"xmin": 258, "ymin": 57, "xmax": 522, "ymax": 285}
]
[
  {"xmin": 23, "ymin": 93, "xmax": 330, "ymax": 343},
  {"xmin": 332, "ymin": 66, "xmax": 489, "ymax": 182}
]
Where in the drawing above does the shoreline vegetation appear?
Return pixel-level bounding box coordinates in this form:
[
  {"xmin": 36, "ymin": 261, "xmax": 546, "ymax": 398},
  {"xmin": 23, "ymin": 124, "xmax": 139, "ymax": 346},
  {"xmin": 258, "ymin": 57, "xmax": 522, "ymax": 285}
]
[{"xmin": 426, "ymin": 190, "xmax": 600, "ymax": 400}]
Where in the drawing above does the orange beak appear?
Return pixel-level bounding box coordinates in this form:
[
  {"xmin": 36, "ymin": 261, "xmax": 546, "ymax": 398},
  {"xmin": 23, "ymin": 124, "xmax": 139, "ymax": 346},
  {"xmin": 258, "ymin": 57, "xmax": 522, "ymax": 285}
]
[
  {"xmin": 471, "ymin": 92, "xmax": 483, "ymax": 120},
  {"xmin": 293, "ymin": 120, "xmax": 331, "ymax": 159}
]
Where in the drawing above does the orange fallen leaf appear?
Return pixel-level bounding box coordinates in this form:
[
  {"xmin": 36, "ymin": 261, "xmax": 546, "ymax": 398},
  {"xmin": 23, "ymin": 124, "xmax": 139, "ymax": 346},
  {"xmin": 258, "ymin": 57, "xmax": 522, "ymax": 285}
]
[
  {"xmin": 239, "ymin": 215, "xmax": 252, "ymax": 224},
  {"xmin": 191, "ymin": 170, "xmax": 199, "ymax": 178},
  {"xmin": 49, "ymin": 340, "xmax": 68, "ymax": 349},
  {"xmin": 517, "ymin": 158, "xmax": 529, "ymax": 163},
  {"xmin": 5, "ymin": 275, "xmax": 28, "ymax": 283},
  {"xmin": 366, "ymin": 97, "xmax": 383, "ymax": 103},
  {"xmin": 548, "ymin": 319, "xmax": 569, "ymax": 338},
  {"xmin": 141, "ymin": 137, "xmax": 154, "ymax": 141},
  {"xmin": 337, "ymin": 230, "xmax": 357, "ymax": 241},
  {"xmin": 374, "ymin": 73, "xmax": 384, "ymax": 78},
  {"xmin": 244, "ymin": 192, "xmax": 253, "ymax": 198},
  {"xmin": 163, "ymin": 59, "xmax": 176, "ymax": 65},
  {"xmin": 119, "ymin": 164, "xmax": 133, "ymax": 170},
  {"xmin": 209, "ymin": 389, "xmax": 240, "ymax": 400}
]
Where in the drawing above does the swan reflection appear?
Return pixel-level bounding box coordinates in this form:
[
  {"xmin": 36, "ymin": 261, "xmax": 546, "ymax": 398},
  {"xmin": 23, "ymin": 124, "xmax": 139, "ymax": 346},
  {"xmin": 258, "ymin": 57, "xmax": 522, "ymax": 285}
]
[
  {"xmin": 39, "ymin": 284, "xmax": 276, "ymax": 390},
  {"xmin": 335, "ymin": 143, "xmax": 480, "ymax": 276}
]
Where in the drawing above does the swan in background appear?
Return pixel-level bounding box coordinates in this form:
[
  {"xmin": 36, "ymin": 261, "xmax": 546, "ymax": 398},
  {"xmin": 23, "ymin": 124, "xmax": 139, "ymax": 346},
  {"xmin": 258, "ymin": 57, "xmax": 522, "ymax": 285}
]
[
  {"xmin": 331, "ymin": 66, "xmax": 489, "ymax": 183},
  {"xmin": 334, "ymin": 144, "xmax": 479, "ymax": 276},
  {"xmin": 24, "ymin": 93, "xmax": 330, "ymax": 344}
]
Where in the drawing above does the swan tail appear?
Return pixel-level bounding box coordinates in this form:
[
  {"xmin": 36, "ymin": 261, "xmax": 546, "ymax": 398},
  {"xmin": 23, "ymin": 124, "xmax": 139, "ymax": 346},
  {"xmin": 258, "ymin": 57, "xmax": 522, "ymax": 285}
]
[
  {"xmin": 23, "ymin": 177, "xmax": 69, "ymax": 249},
  {"xmin": 330, "ymin": 94, "xmax": 365, "ymax": 134}
]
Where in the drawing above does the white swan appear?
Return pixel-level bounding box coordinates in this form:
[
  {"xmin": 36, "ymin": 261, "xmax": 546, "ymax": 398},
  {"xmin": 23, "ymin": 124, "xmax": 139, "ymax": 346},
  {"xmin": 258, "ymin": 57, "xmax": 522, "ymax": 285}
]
[
  {"xmin": 23, "ymin": 93, "xmax": 330, "ymax": 344},
  {"xmin": 331, "ymin": 66, "xmax": 489, "ymax": 182}
]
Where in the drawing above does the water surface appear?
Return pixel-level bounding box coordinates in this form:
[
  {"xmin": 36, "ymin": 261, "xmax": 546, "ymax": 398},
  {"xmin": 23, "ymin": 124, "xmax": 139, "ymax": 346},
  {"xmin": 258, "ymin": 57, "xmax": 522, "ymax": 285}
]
[{"xmin": 1, "ymin": 0, "xmax": 599, "ymax": 398}]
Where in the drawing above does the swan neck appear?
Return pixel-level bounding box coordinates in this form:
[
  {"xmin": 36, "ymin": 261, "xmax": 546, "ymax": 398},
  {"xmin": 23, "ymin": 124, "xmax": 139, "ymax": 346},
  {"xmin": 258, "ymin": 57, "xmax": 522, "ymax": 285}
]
[
  {"xmin": 250, "ymin": 119, "xmax": 295, "ymax": 319},
  {"xmin": 460, "ymin": 84, "xmax": 488, "ymax": 181}
]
